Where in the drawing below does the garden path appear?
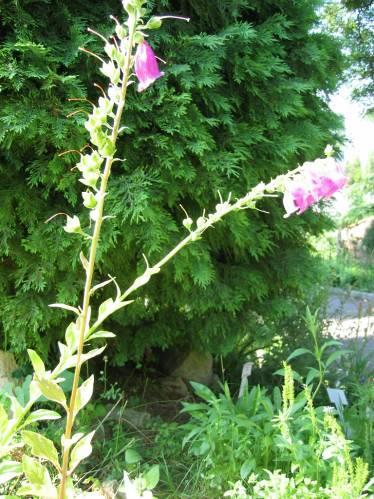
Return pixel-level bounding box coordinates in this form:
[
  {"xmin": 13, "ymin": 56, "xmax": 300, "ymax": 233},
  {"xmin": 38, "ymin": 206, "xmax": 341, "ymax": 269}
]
[{"xmin": 326, "ymin": 287, "xmax": 374, "ymax": 363}]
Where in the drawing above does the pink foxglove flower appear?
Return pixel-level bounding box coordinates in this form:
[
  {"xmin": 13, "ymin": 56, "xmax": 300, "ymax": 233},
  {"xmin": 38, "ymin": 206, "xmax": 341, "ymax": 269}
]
[
  {"xmin": 283, "ymin": 180, "xmax": 318, "ymax": 217},
  {"xmin": 283, "ymin": 157, "xmax": 347, "ymax": 217},
  {"xmin": 309, "ymin": 158, "xmax": 347, "ymax": 199},
  {"xmin": 134, "ymin": 41, "xmax": 164, "ymax": 92}
]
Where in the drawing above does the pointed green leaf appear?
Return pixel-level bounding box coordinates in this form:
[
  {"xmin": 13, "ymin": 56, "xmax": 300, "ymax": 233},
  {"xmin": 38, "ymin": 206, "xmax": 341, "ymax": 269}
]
[
  {"xmin": 326, "ymin": 349, "xmax": 350, "ymax": 367},
  {"xmin": 49, "ymin": 303, "xmax": 79, "ymax": 314},
  {"xmin": 62, "ymin": 346, "xmax": 106, "ymax": 370},
  {"xmin": 22, "ymin": 430, "xmax": 60, "ymax": 470},
  {"xmin": 306, "ymin": 367, "xmax": 320, "ymax": 386},
  {"xmin": 22, "ymin": 409, "xmax": 61, "ymax": 428},
  {"xmin": 287, "ymin": 348, "xmax": 312, "ymax": 361},
  {"xmin": 17, "ymin": 483, "xmax": 58, "ymax": 498},
  {"xmin": 125, "ymin": 448, "xmax": 142, "ymax": 464},
  {"xmin": 88, "ymin": 330, "xmax": 116, "ymax": 340},
  {"xmin": 65, "ymin": 322, "xmax": 79, "ymax": 351},
  {"xmin": 143, "ymin": 465, "xmax": 160, "ymax": 490},
  {"xmin": 240, "ymin": 458, "xmax": 255, "ymax": 480},
  {"xmin": 74, "ymin": 375, "xmax": 94, "ymax": 417},
  {"xmin": 320, "ymin": 340, "xmax": 342, "ymax": 354},
  {"xmin": 69, "ymin": 431, "xmax": 95, "ymax": 473},
  {"xmin": 27, "ymin": 350, "xmax": 45, "ymax": 376},
  {"xmin": 35, "ymin": 379, "xmax": 66, "ymax": 409},
  {"xmin": 0, "ymin": 460, "xmax": 23, "ymax": 485},
  {"xmin": 22, "ymin": 455, "xmax": 53, "ymax": 488}
]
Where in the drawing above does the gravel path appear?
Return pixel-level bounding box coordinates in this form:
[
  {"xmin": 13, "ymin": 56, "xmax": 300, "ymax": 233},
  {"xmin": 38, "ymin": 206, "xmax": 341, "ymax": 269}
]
[{"xmin": 325, "ymin": 287, "xmax": 374, "ymax": 361}]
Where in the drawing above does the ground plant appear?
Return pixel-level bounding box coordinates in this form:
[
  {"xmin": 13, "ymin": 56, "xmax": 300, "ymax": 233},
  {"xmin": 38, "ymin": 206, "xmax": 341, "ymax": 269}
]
[{"xmin": 0, "ymin": 0, "xmax": 369, "ymax": 498}]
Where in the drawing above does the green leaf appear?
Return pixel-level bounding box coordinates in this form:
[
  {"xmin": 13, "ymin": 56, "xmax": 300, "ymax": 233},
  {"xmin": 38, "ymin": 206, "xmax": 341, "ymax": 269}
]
[
  {"xmin": 48, "ymin": 303, "xmax": 79, "ymax": 314},
  {"xmin": 22, "ymin": 430, "xmax": 60, "ymax": 470},
  {"xmin": 287, "ymin": 348, "xmax": 313, "ymax": 361},
  {"xmin": 320, "ymin": 340, "xmax": 342, "ymax": 354},
  {"xmin": 69, "ymin": 431, "xmax": 95, "ymax": 473},
  {"xmin": 190, "ymin": 382, "xmax": 216, "ymax": 402},
  {"xmin": 35, "ymin": 379, "xmax": 67, "ymax": 408},
  {"xmin": 125, "ymin": 448, "xmax": 142, "ymax": 464},
  {"xmin": 240, "ymin": 458, "xmax": 255, "ymax": 479},
  {"xmin": 27, "ymin": 350, "xmax": 45, "ymax": 375},
  {"xmin": 62, "ymin": 346, "xmax": 106, "ymax": 370},
  {"xmin": 143, "ymin": 465, "xmax": 160, "ymax": 490},
  {"xmin": 305, "ymin": 367, "xmax": 320, "ymax": 385},
  {"xmin": 22, "ymin": 409, "xmax": 61, "ymax": 428},
  {"xmin": 21, "ymin": 455, "xmax": 53, "ymax": 491},
  {"xmin": 326, "ymin": 350, "xmax": 350, "ymax": 367},
  {"xmin": 17, "ymin": 483, "xmax": 58, "ymax": 498},
  {"xmin": 98, "ymin": 298, "xmax": 114, "ymax": 320},
  {"xmin": 65, "ymin": 322, "xmax": 79, "ymax": 351},
  {"xmin": 88, "ymin": 330, "xmax": 116, "ymax": 340},
  {"xmin": 0, "ymin": 460, "xmax": 23, "ymax": 485},
  {"xmin": 74, "ymin": 375, "xmax": 94, "ymax": 417}
]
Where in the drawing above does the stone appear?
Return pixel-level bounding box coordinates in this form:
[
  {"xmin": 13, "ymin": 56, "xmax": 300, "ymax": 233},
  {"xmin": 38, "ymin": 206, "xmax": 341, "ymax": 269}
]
[
  {"xmin": 169, "ymin": 351, "xmax": 213, "ymax": 386},
  {"xmin": 157, "ymin": 376, "xmax": 190, "ymax": 399},
  {"xmin": 0, "ymin": 350, "xmax": 18, "ymax": 390}
]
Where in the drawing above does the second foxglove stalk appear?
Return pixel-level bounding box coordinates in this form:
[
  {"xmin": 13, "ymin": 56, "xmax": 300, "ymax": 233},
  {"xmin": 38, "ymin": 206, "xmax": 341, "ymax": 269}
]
[{"xmin": 283, "ymin": 157, "xmax": 347, "ymax": 217}]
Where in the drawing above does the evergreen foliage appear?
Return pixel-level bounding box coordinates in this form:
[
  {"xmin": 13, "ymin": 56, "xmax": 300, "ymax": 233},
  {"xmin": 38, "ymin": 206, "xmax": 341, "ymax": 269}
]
[{"xmin": 0, "ymin": 0, "xmax": 344, "ymax": 364}]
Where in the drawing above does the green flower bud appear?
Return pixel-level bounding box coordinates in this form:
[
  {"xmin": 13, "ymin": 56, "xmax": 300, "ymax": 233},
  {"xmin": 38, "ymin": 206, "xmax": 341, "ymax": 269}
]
[
  {"xmin": 182, "ymin": 217, "xmax": 193, "ymax": 230},
  {"xmin": 64, "ymin": 215, "xmax": 83, "ymax": 234},
  {"xmin": 134, "ymin": 31, "xmax": 145, "ymax": 44},
  {"xmin": 99, "ymin": 140, "xmax": 116, "ymax": 158},
  {"xmin": 79, "ymin": 171, "xmax": 100, "ymax": 188},
  {"xmin": 145, "ymin": 17, "xmax": 162, "ymax": 30},
  {"xmin": 104, "ymin": 43, "xmax": 118, "ymax": 60},
  {"xmin": 100, "ymin": 61, "xmax": 121, "ymax": 85},
  {"xmin": 196, "ymin": 217, "xmax": 205, "ymax": 230},
  {"xmin": 82, "ymin": 191, "xmax": 97, "ymax": 209},
  {"xmin": 115, "ymin": 24, "xmax": 127, "ymax": 40}
]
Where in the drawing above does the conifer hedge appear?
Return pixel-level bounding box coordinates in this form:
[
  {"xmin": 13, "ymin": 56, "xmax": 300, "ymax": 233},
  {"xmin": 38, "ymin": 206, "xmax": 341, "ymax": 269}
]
[{"xmin": 0, "ymin": 0, "xmax": 344, "ymax": 364}]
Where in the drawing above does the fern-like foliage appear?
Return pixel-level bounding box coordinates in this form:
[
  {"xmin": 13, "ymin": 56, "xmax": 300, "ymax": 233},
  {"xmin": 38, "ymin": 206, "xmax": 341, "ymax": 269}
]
[{"xmin": 0, "ymin": 0, "xmax": 344, "ymax": 364}]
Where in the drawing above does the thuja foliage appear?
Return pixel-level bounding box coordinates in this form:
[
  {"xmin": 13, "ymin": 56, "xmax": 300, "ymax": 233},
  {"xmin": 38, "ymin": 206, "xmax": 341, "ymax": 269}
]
[{"xmin": 0, "ymin": 0, "xmax": 344, "ymax": 364}]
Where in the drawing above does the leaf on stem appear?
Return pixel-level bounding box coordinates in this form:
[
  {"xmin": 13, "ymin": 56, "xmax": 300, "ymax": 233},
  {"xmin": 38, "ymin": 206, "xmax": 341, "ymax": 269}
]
[
  {"xmin": 287, "ymin": 348, "xmax": 312, "ymax": 361},
  {"xmin": 27, "ymin": 349, "xmax": 45, "ymax": 376},
  {"xmin": 0, "ymin": 460, "xmax": 23, "ymax": 485},
  {"xmin": 69, "ymin": 431, "xmax": 95, "ymax": 473},
  {"xmin": 21, "ymin": 431, "xmax": 60, "ymax": 470},
  {"xmin": 49, "ymin": 303, "xmax": 80, "ymax": 315},
  {"xmin": 22, "ymin": 409, "xmax": 61, "ymax": 428},
  {"xmin": 73, "ymin": 375, "xmax": 94, "ymax": 418},
  {"xmin": 35, "ymin": 379, "xmax": 67, "ymax": 410},
  {"xmin": 18, "ymin": 455, "xmax": 57, "ymax": 497}
]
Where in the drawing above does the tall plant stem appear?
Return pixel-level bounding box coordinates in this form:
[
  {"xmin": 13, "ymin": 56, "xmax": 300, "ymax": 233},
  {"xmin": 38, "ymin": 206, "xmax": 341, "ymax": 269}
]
[{"xmin": 58, "ymin": 15, "xmax": 137, "ymax": 499}]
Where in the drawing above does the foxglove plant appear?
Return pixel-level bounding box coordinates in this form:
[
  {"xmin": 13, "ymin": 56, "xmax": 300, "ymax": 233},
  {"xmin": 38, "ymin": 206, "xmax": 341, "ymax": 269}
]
[{"xmin": 0, "ymin": 0, "xmax": 347, "ymax": 497}]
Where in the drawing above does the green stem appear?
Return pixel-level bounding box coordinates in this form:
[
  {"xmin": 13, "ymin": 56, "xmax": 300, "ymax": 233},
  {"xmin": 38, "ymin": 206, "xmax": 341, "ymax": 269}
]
[{"xmin": 58, "ymin": 15, "xmax": 137, "ymax": 499}]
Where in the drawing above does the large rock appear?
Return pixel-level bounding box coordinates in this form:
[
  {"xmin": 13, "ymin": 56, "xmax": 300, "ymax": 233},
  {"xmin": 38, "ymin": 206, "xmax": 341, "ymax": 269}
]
[
  {"xmin": 0, "ymin": 351, "xmax": 17, "ymax": 390},
  {"xmin": 168, "ymin": 351, "xmax": 213, "ymax": 386}
]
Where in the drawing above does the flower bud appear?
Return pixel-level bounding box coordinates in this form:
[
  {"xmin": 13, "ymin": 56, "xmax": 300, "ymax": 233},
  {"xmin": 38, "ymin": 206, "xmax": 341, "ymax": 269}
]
[
  {"xmin": 82, "ymin": 191, "xmax": 97, "ymax": 209},
  {"xmin": 145, "ymin": 17, "xmax": 162, "ymax": 30},
  {"xmin": 115, "ymin": 24, "xmax": 127, "ymax": 40},
  {"xmin": 99, "ymin": 140, "xmax": 116, "ymax": 158},
  {"xmin": 79, "ymin": 171, "xmax": 100, "ymax": 188},
  {"xmin": 64, "ymin": 215, "xmax": 83, "ymax": 234},
  {"xmin": 196, "ymin": 217, "xmax": 205, "ymax": 230},
  {"xmin": 182, "ymin": 217, "xmax": 193, "ymax": 230}
]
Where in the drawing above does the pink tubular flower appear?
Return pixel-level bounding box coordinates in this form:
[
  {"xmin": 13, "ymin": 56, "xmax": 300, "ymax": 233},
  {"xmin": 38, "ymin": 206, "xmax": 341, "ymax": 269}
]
[
  {"xmin": 309, "ymin": 158, "xmax": 347, "ymax": 199},
  {"xmin": 283, "ymin": 157, "xmax": 347, "ymax": 218},
  {"xmin": 134, "ymin": 41, "xmax": 164, "ymax": 92},
  {"xmin": 283, "ymin": 180, "xmax": 318, "ymax": 217}
]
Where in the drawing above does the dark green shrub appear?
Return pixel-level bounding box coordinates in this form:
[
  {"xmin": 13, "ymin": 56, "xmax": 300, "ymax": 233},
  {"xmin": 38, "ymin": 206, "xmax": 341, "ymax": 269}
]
[{"xmin": 0, "ymin": 0, "xmax": 344, "ymax": 364}]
